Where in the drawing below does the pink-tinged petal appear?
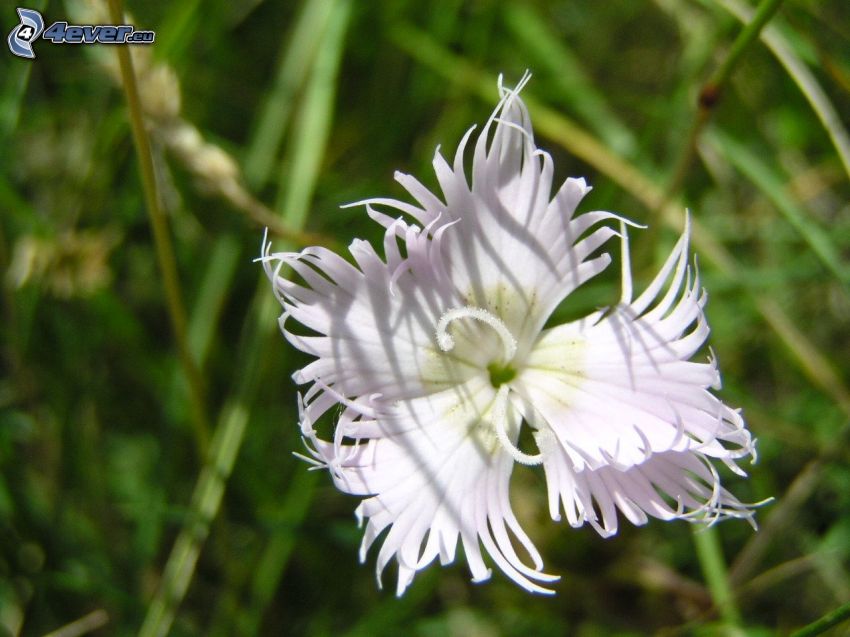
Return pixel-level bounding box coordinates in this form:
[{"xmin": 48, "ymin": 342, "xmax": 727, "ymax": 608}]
[
  {"xmin": 299, "ymin": 375, "xmax": 559, "ymax": 595},
  {"xmin": 518, "ymin": 221, "xmax": 754, "ymax": 472},
  {"xmin": 350, "ymin": 73, "xmax": 625, "ymax": 351},
  {"xmin": 260, "ymin": 222, "xmax": 466, "ymax": 401}
]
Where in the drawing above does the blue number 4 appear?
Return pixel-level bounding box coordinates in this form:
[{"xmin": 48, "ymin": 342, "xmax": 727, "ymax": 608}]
[{"xmin": 42, "ymin": 21, "xmax": 67, "ymax": 43}]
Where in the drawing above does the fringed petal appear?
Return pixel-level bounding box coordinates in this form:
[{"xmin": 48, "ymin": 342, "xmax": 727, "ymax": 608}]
[
  {"xmin": 346, "ymin": 74, "xmax": 624, "ymax": 353},
  {"xmin": 300, "ymin": 375, "xmax": 559, "ymax": 595},
  {"xmin": 518, "ymin": 220, "xmax": 755, "ymax": 472},
  {"xmin": 260, "ymin": 219, "xmax": 465, "ymax": 401},
  {"xmin": 536, "ymin": 427, "xmax": 756, "ymax": 536}
]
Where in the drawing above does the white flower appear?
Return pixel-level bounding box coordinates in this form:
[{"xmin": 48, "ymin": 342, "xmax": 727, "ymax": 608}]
[{"xmin": 260, "ymin": 73, "xmax": 757, "ymax": 596}]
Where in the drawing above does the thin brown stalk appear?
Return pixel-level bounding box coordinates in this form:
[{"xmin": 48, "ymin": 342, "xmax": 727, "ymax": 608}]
[
  {"xmin": 107, "ymin": 0, "xmax": 210, "ymax": 453},
  {"xmin": 662, "ymin": 0, "xmax": 786, "ymax": 206}
]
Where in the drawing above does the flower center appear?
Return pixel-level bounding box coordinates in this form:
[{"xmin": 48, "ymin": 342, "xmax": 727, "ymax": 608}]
[
  {"xmin": 435, "ymin": 305, "xmax": 543, "ymax": 466},
  {"xmin": 487, "ymin": 361, "xmax": 516, "ymax": 388}
]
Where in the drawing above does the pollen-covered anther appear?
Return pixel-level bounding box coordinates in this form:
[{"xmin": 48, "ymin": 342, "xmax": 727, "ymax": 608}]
[{"xmin": 435, "ymin": 305, "xmax": 518, "ymax": 361}]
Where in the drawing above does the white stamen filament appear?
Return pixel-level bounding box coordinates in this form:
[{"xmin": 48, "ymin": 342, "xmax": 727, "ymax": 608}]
[
  {"xmin": 492, "ymin": 385, "xmax": 544, "ymax": 466},
  {"xmin": 436, "ymin": 306, "xmax": 517, "ymax": 361}
]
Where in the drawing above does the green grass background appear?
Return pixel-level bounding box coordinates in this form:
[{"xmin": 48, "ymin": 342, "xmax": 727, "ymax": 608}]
[{"xmin": 1, "ymin": 0, "xmax": 849, "ymax": 635}]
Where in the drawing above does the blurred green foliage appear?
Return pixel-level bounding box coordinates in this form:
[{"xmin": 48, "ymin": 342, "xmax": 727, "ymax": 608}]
[{"xmin": 1, "ymin": 0, "xmax": 849, "ymax": 635}]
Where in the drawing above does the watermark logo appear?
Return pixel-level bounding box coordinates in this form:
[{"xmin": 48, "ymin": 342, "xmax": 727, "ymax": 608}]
[
  {"xmin": 7, "ymin": 7, "xmax": 44, "ymax": 59},
  {"xmin": 7, "ymin": 7, "xmax": 155, "ymax": 59}
]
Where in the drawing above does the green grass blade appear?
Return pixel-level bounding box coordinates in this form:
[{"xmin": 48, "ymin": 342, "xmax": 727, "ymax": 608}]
[
  {"xmin": 502, "ymin": 2, "xmax": 637, "ymax": 157},
  {"xmin": 662, "ymin": 0, "xmax": 786, "ymax": 203},
  {"xmin": 167, "ymin": 234, "xmax": 241, "ymax": 422},
  {"xmin": 139, "ymin": 288, "xmax": 274, "ymax": 637},
  {"xmin": 274, "ymin": 0, "xmax": 351, "ymax": 226},
  {"xmin": 186, "ymin": 235, "xmax": 241, "ymax": 363},
  {"xmin": 693, "ymin": 525, "xmax": 742, "ymax": 628},
  {"xmin": 243, "ymin": 0, "xmax": 336, "ymax": 189},
  {"xmin": 712, "ymin": 0, "xmax": 850, "ymax": 182},
  {"xmin": 389, "ymin": 24, "xmax": 657, "ymax": 207},
  {"xmin": 139, "ymin": 2, "xmax": 351, "ymax": 634},
  {"xmin": 235, "ymin": 469, "xmax": 318, "ymax": 636},
  {"xmin": 790, "ymin": 601, "xmax": 850, "ymax": 637},
  {"xmin": 107, "ymin": 0, "xmax": 211, "ymax": 454},
  {"xmin": 708, "ymin": 128, "xmax": 850, "ymax": 290},
  {"xmin": 240, "ymin": 2, "xmax": 353, "ymax": 631},
  {"xmin": 154, "ymin": 0, "xmax": 204, "ymax": 62}
]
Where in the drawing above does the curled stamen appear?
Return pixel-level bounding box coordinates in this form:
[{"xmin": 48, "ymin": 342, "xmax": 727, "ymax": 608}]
[
  {"xmin": 492, "ymin": 386, "xmax": 544, "ymax": 466},
  {"xmin": 436, "ymin": 306, "xmax": 517, "ymax": 361}
]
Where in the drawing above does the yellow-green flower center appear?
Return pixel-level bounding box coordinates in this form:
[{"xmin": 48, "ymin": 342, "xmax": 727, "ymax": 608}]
[{"xmin": 487, "ymin": 361, "xmax": 517, "ymax": 388}]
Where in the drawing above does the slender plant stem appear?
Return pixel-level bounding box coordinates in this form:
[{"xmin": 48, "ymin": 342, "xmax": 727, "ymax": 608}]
[
  {"xmin": 790, "ymin": 601, "xmax": 850, "ymax": 637},
  {"xmin": 139, "ymin": 1, "xmax": 351, "ymax": 633},
  {"xmin": 43, "ymin": 610, "xmax": 109, "ymax": 637},
  {"xmin": 662, "ymin": 0, "xmax": 786, "ymax": 204},
  {"xmin": 138, "ymin": 331, "xmax": 260, "ymax": 637},
  {"xmin": 107, "ymin": 0, "xmax": 209, "ymax": 452},
  {"xmin": 243, "ymin": 0, "xmax": 334, "ymax": 189},
  {"xmin": 692, "ymin": 525, "xmax": 742, "ymax": 628},
  {"xmin": 713, "ymin": 0, "xmax": 850, "ymax": 183},
  {"xmin": 708, "ymin": 0, "xmax": 785, "ymax": 92}
]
